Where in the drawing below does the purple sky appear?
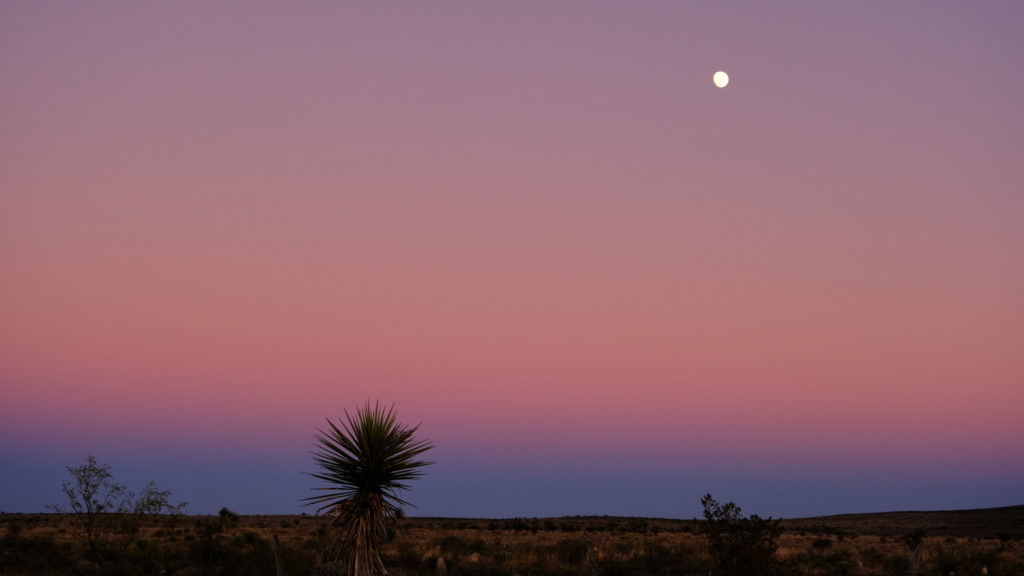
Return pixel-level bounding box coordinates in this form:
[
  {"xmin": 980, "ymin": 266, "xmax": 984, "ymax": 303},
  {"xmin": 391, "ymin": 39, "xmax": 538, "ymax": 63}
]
[{"xmin": 2, "ymin": 2, "xmax": 1023, "ymax": 518}]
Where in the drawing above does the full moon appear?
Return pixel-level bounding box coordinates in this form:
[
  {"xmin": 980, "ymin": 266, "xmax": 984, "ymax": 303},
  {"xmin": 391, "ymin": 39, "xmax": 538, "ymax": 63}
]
[{"xmin": 713, "ymin": 70, "xmax": 729, "ymax": 88}]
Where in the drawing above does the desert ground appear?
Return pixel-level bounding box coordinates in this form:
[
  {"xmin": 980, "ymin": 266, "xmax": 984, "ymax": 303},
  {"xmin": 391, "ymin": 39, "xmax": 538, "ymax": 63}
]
[{"xmin": 2, "ymin": 506, "xmax": 1022, "ymax": 575}]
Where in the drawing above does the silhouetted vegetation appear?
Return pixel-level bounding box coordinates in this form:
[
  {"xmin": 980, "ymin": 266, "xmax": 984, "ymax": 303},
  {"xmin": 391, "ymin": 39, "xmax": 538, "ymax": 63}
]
[
  {"xmin": 47, "ymin": 455, "xmax": 187, "ymax": 571},
  {"xmin": 701, "ymin": 493, "xmax": 781, "ymax": 576},
  {"xmin": 303, "ymin": 401, "xmax": 434, "ymax": 576}
]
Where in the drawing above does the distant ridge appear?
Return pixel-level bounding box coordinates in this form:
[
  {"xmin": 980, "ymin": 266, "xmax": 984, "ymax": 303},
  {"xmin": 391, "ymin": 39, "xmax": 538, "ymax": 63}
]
[
  {"xmin": 780, "ymin": 505, "xmax": 1024, "ymax": 538},
  {"xmin": 407, "ymin": 505, "xmax": 1024, "ymax": 539}
]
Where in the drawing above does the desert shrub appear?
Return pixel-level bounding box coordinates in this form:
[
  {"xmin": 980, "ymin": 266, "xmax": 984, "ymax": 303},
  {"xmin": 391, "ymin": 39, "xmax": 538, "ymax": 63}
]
[
  {"xmin": 991, "ymin": 547, "xmax": 1024, "ymax": 576},
  {"xmin": 0, "ymin": 531, "xmax": 76, "ymax": 575},
  {"xmin": 590, "ymin": 539, "xmax": 705, "ymax": 576},
  {"xmin": 390, "ymin": 538, "xmax": 423, "ymax": 570},
  {"xmin": 798, "ymin": 547, "xmax": 855, "ymax": 576},
  {"xmin": 504, "ymin": 517, "xmax": 541, "ymax": 533},
  {"xmin": 50, "ymin": 455, "xmax": 187, "ymax": 568},
  {"xmin": 182, "ymin": 526, "xmax": 277, "ymax": 576},
  {"xmin": 231, "ymin": 529, "xmax": 267, "ymax": 548},
  {"xmin": 469, "ymin": 538, "xmax": 488, "ymax": 555},
  {"xmin": 226, "ymin": 531, "xmax": 275, "ymax": 576},
  {"xmin": 276, "ymin": 537, "xmax": 322, "ymax": 576},
  {"xmin": 438, "ymin": 533, "xmax": 464, "ymax": 553},
  {"xmin": 882, "ymin": 554, "xmax": 910, "ymax": 575},
  {"xmin": 219, "ymin": 507, "xmax": 241, "ymax": 530},
  {"xmin": 596, "ymin": 554, "xmax": 634, "ymax": 576},
  {"xmin": 930, "ymin": 539, "xmax": 998, "ymax": 576},
  {"xmin": 564, "ymin": 521, "xmax": 584, "ymax": 532},
  {"xmin": 901, "ymin": 529, "xmax": 926, "ymax": 574},
  {"xmin": 117, "ymin": 537, "xmax": 173, "ymax": 575},
  {"xmin": 490, "ymin": 543, "xmax": 514, "ymax": 566},
  {"xmin": 636, "ymin": 539, "xmax": 705, "ymax": 575},
  {"xmin": 5, "ymin": 517, "xmax": 24, "ymax": 537},
  {"xmin": 625, "ymin": 519, "xmax": 648, "ymax": 533},
  {"xmin": 701, "ymin": 494, "xmax": 780, "ymax": 576},
  {"xmin": 548, "ymin": 536, "xmax": 589, "ymax": 564},
  {"xmin": 437, "ymin": 534, "xmax": 477, "ymax": 557},
  {"xmin": 189, "ymin": 517, "xmax": 230, "ymax": 566},
  {"xmin": 597, "ymin": 554, "xmax": 674, "ymax": 576},
  {"xmin": 811, "ymin": 537, "xmax": 832, "ymax": 549}
]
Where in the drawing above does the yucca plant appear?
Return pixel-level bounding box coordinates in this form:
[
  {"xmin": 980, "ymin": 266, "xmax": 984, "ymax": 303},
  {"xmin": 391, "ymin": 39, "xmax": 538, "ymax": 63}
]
[{"xmin": 304, "ymin": 401, "xmax": 434, "ymax": 576}]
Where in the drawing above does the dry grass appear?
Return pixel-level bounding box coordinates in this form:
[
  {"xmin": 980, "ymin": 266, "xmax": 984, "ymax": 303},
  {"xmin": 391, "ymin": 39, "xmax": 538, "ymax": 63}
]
[{"xmin": 3, "ymin": 509, "xmax": 1022, "ymax": 575}]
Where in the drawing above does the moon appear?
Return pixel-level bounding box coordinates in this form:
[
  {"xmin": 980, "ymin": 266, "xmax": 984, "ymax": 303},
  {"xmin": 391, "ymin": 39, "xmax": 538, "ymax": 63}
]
[{"xmin": 713, "ymin": 70, "xmax": 729, "ymax": 88}]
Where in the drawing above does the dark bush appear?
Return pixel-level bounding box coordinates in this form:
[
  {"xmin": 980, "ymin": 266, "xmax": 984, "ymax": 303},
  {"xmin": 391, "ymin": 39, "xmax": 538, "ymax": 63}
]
[
  {"xmin": 811, "ymin": 537, "xmax": 832, "ymax": 549},
  {"xmin": 882, "ymin": 554, "xmax": 911, "ymax": 575},
  {"xmin": 701, "ymin": 494, "xmax": 780, "ymax": 576}
]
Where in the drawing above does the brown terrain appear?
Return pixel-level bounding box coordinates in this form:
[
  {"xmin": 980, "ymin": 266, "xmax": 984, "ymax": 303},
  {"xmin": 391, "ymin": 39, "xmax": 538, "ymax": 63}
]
[{"xmin": 2, "ymin": 505, "xmax": 1022, "ymax": 574}]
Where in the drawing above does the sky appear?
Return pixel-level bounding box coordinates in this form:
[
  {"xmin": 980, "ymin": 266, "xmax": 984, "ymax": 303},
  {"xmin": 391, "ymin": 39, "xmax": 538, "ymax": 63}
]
[{"xmin": 2, "ymin": 2, "xmax": 1023, "ymax": 520}]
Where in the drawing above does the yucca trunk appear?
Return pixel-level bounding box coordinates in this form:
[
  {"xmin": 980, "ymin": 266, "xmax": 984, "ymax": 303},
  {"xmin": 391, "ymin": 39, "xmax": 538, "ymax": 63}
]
[{"xmin": 332, "ymin": 493, "xmax": 392, "ymax": 576}]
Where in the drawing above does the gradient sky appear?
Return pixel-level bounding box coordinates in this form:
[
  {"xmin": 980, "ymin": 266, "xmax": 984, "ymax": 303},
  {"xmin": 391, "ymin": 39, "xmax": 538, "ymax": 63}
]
[{"xmin": 2, "ymin": 2, "xmax": 1023, "ymax": 519}]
